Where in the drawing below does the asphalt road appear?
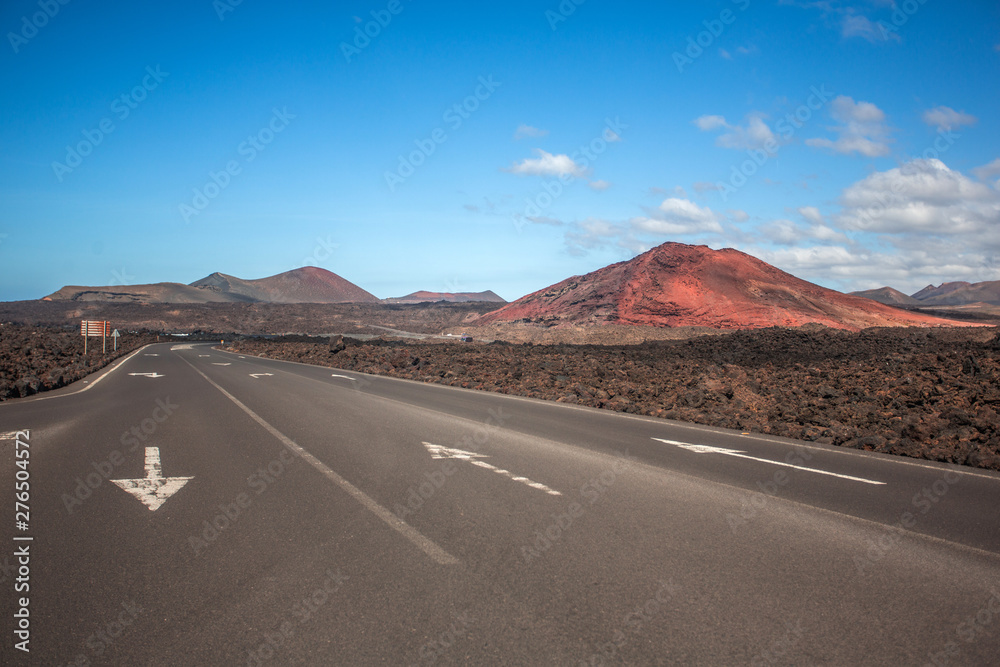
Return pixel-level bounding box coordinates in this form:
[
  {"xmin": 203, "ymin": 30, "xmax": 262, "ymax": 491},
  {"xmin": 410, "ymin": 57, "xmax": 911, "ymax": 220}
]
[{"xmin": 2, "ymin": 341, "xmax": 999, "ymax": 665}]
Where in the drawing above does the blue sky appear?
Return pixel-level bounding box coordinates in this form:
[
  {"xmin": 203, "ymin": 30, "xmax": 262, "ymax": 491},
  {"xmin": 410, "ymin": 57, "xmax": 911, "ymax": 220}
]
[{"xmin": 1, "ymin": 0, "xmax": 998, "ymax": 302}]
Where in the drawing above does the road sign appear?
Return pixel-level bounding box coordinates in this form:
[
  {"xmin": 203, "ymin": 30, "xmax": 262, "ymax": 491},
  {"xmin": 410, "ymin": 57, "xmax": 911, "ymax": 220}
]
[
  {"xmin": 80, "ymin": 320, "xmax": 112, "ymax": 353},
  {"xmin": 111, "ymin": 329, "xmax": 120, "ymax": 351}
]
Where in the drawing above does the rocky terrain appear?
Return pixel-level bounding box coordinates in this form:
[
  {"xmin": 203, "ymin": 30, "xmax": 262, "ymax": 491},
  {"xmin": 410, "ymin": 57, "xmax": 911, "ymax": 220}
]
[
  {"xmin": 0, "ymin": 300, "xmax": 492, "ymax": 336},
  {"xmin": 0, "ymin": 324, "xmax": 158, "ymax": 400},
  {"xmin": 475, "ymin": 242, "xmax": 976, "ymax": 331},
  {"xmin": 227, "ymin": 326, "xmax": 1000, "ymax": 471}
]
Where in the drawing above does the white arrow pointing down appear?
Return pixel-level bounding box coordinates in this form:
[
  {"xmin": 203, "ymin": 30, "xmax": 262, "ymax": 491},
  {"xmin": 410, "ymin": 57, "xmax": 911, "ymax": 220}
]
[{"xmin": 112, "ymin": 447, "xmax": 193, "ymax": 510}]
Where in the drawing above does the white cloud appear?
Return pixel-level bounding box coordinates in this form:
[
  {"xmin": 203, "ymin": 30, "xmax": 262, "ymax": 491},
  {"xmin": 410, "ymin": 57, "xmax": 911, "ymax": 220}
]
[
  {"xmin": 921, "ymin": 106, "xmax": 977, "ymax": 131},
  {"xmin": 719, "ymin": 48, "xmax": 732, "ymax": 60},
  {"xmin": 633, "ymin": 198, "xmax": 724, "ymax": 235},
  {"xmin": 805, "ymin": 95, "xmax": 891, "ymax": 157},
  {"xmin": 728, "ymin": 209, "xmax": 750, "ymax": 222},
  {"xmin": 760, "ymin": 218, "xmax": 849, "ymax": 246},
  {"xmin": 972, "ymin": 158, "xmax": 1000, "ymax": 183},
  {"xmin": 797, "ymin": 206, "xmax": 824, "ymax": 225},
  {"xmin": 693, "ymin": 181, "xmax": 724, "ymax": 193},
  {"xmin": 505, "ymin": 149, "xmax": 587, "ymax": 178},
  {"xmin": 694, "ymin": 115, "xmax": 728, "ymax": 131},
  {"xmin": 562, "ymin": 199, "xmax": 724, "ymax": 256},
  {"xmin": 514, "ymin": 124, "xmax": 549, "ymax": 140},
  {"xmin": 841, "ymin": 14, "xmax": 881, "ymax": 41},
  {"xmin": 588, "ymin": 180, "xmax": 611, "ymax": 192},
  {"xmin": 694, "ymin": 113, "xmax": 776, "ymax": 150}
]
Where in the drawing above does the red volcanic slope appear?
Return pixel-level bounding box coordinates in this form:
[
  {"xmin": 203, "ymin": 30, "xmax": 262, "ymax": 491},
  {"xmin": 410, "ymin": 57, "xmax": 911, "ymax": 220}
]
[{"xmin": 476, "ymin": 243, "xmax": 976, "ymax": 331}]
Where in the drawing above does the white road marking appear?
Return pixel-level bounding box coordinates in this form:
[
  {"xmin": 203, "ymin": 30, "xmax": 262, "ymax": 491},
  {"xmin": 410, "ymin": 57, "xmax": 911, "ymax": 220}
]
[
  {"xmin": 144, "ymin": 354, "xmax": 160, "ymax": 357},
  {"xmin": 171, "ymin": 345, "xmax": 195, "ymax": 351},
  {"xmin": 128, "ymin": 372, "xmax": 164, "ymax": 378},
  {"xmin": 212, "ymin": 363, "xmax": 232, "ymax": 366},
  {"xmin": 198, "ymin": 354, "xmax": 211, "ymax": 357},
  {"xmin": 111, "ymin": 447, "xmax": 193, "ymax": 511},
  {"xmin": 652, "ymin": 438, "xmax": 886, "ymax": 485},
  {"xmin": 330, "ymin": 374, "xmax": 357, "ymax": 381},
  {"xmin": 180, "ymin": 358, "xmax": 459, "ymax": 566},
  {"xmin": 250, "ymin": 373, "xmax": 273, "ymax": 378},
  {"xmin": 423, "ymin": 442, "xmax": 562, "ymax": 495}
]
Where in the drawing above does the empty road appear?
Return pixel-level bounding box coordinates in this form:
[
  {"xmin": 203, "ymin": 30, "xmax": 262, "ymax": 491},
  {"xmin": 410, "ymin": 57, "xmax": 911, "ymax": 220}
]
[{"xmin": 2, "ymin": 341, "xmax": 999, "ymax": 665}]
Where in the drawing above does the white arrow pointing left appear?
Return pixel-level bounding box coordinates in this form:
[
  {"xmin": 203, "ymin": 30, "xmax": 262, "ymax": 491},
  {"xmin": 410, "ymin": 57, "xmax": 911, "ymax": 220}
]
[
  {"xmin": 250, "ymin": 373, "xmax": 273, "ymax": 378},
  {"xmin": 128, "ymin": 372, "xmax": 164, "ymax": 378},
  {"xmin": 112, "ymin": 447, "xmax": 193, "ymax": 511},
  {"xmin": 422, "ymin": 442, "xmax": 561, "ymax": 495}
]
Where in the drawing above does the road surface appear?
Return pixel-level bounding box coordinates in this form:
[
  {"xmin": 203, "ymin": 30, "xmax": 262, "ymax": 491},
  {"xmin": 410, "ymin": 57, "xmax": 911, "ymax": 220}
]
[{"xmin": 2, "ymin": 342, "xmax": 999, "ymax": 665}]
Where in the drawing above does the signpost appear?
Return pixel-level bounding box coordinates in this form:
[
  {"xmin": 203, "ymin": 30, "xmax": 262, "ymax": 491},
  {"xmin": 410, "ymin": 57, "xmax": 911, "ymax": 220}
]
[
  {"xmin": 80, "ymin": 320, "xmax": 112, "ymax": 354},
  {"xmin": 111, "ymin": 329, "xmax": 120, "ymax": 352}
]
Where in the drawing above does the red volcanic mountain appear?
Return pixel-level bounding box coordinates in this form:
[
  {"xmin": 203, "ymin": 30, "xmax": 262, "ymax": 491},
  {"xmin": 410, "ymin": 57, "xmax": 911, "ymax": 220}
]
[
  {"xmin": 385, "ymin": 290, "xmax": 506, "ymax": 304},
  {"xmin": 475, "ymin": 243, "xmax": 975, "ymax": 331},
  {"xmin": 47, "ymin": 267, "xmax": 378, "ymax": 304},
  {"xmin": 190, "ymin": 267, "xmax": 378, "ymax": 304}
]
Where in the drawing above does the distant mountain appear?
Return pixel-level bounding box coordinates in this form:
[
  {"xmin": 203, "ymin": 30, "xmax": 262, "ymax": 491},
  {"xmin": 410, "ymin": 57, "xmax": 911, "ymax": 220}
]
[
  {"xmin": 46, "ymin": 267, "xmax": 378, "ymax": 304},
  {"xmin": 911, "ymin": 282, "xmax": 972, "ymax": 302},
  {"xmin": 384, "ymin": 290, "xmax": 506, "ymax": 304},
  {"xmin": 190, "ymin": 267, "xmax": 378, "ymax": 304},
  {"xmin": 910, "ymin": 280, "xmax": 1000, "ymax": 306},
  {"xmin": 474, "ymin": 242, "xmax": 975, "ymax": 331},
  {"xmin": 849, "ymin": 287, "xmax": 921, "ymax": 307}
]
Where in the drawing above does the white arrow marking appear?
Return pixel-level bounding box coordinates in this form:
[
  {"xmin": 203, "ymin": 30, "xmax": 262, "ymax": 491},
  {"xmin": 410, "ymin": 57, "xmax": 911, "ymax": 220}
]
[
  {"xmin": 212, "ymin": 363, "xmax": 231, "ymax": 366},
  {"xmin": 111, "ymin": 447, "xmax": 193, "ymax": 511},
  {"xmin": 250, "ymin": 373, "xmax": 274, "ymax": 378},
  {"xmin": 422, "ymin": 442, "xmax": 561, "ymax": 495},
  {"xmin": 652, "ymin": 438, "xmax": 885, "ymax": 485},
  {"xmin": 331, "ymin": 374, "xmax": 357, "ymax": 381},
  {"xmin": 144, "ymin": 353, "xmax": 159, "ymax": 357},
  {"xmin": 128, "ymin": 372, "xmax": 164, "ymax": 378},
  {"xmin": 198, "ymin": 354, "xmax": 211, "ymax": 357}
]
